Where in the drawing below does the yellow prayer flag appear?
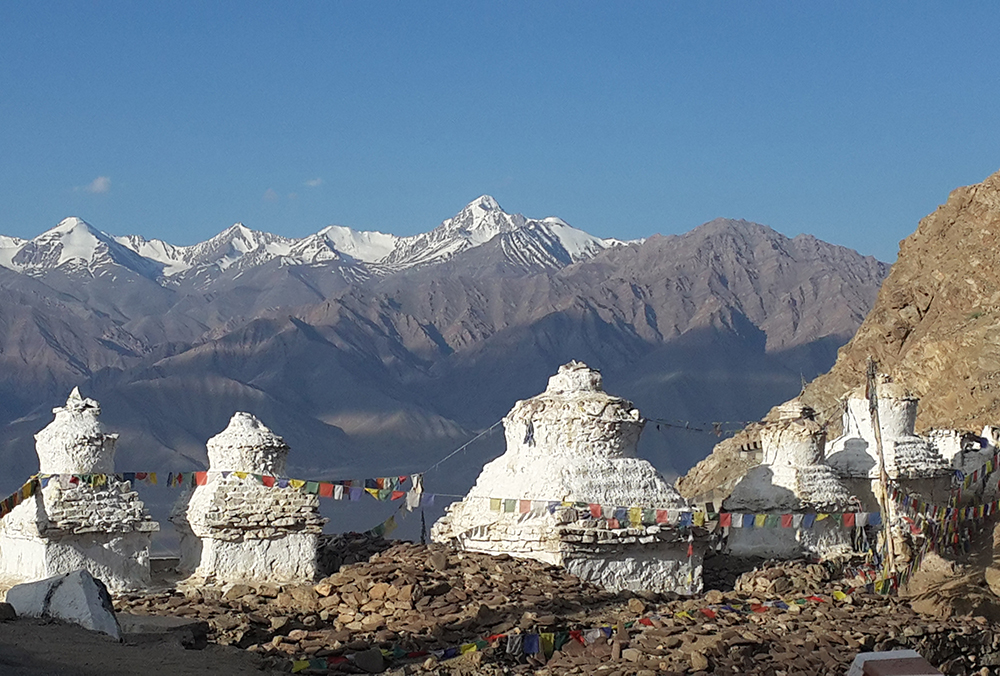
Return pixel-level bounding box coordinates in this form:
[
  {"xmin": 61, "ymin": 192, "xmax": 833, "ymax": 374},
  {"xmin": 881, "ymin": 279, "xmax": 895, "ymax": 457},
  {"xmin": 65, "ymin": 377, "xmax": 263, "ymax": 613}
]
[
  {"xmin": 628, "ymin": 506, "xmax": 642, "ymax": 527},
  {"xmin": 460, "ymin": 643, "xmax": 477, "ymax": 654},
  {"xmin": 291, "ymin": 660, "xmax": 310, "ymax": 673},
  {"xmin": 694, "ymin": 511, "xmax": 705, "ymax": 527},
  {"xmin": 290, "ymin": 479, "xmax": 305, "ymax": 490},
  {"xmin": 816, "ymin": 513, "xmax": 829, "ymax": 521},
  {"xmin": 754, "ymin": 514, "xmax": 767, "ymax": 528},
  {"xmin": 832, "ymin": 590, "xmax": 847, "ymax": 601},
  {"xmin": 235, "ymin": 471, "xmax": 248, "ymax": 480},
  {"xmin": 490, "ymin": 498, "xmax": 501, "ymax": 511},
  {"xmin": 148, "ymin": 472, "xmax": 158, "ymax": 485},
  {"xmin": 541, "ymin": 632, "xmax": 555, "ymax": 658}
]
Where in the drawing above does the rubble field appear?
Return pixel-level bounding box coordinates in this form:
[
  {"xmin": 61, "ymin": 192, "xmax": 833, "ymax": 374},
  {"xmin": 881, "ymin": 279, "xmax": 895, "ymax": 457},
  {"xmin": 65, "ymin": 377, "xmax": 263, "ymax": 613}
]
[{"xmin": 104, "ymin": 538, "xmax": 1000, "ymax": 676}]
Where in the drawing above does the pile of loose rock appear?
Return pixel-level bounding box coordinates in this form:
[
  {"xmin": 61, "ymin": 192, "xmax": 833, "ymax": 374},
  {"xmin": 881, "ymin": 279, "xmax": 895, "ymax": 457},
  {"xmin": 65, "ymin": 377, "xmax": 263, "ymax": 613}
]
[
  {"xmin": 114, "ymin": 543, "xmax": 1000, "ymax": 675},
  {"xmin": 316, "ymin": 532, "xmax": 396, "ymax": 576},
  {"xmin": 733, "ymin": 559, "xmax": 839, "ymax": 598}
]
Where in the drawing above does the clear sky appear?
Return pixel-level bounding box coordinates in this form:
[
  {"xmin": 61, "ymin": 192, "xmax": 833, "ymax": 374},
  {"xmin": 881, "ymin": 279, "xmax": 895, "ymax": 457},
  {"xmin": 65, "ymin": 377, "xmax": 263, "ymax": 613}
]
[{"xmin": 1, "ymin": 3, "xmax": 998, "ymax": 261}]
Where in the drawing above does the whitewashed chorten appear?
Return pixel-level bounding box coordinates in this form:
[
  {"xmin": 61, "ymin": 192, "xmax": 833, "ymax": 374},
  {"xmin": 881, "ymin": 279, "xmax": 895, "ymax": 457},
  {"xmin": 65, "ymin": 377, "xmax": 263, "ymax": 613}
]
[
  {"xmin": 170, "ymin": 412, "xmax": 325, "ymax": 584},
  {"xmin": 0, "ymin": 388, "xmax": 159, "ymax": 590},
  {"xmin": 723, "ymin": 400, "xmax": 855, "ymax": 558},
  {"xmin": 432, "ymin": 361, "xmax": 705, "ymax": 594},
  {"xmin": 825, "ymin": 378, "xmax": 952, "ymax": 509}
]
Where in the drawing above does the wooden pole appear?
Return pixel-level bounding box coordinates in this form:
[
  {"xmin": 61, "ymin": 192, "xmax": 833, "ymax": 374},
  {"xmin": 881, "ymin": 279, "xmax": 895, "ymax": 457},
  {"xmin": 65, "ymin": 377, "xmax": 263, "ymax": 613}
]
[{"xmin": 866, "ymin": 356, "xmax": 896, "ymax": 578}]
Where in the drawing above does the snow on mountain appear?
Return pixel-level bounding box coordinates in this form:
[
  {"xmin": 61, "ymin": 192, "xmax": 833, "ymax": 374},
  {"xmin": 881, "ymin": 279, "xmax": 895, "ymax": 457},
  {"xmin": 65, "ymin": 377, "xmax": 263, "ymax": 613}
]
[
  {"xmin": 115, "ymin": 235, "xmax": 192, "ymax": 276},
  {"xmin": 380, "ymin": 195, "xmax": 622, "ymax": 270},
  {"xmin": 180, "ymin": 223, "xmax": 295, "ymax": 271},
  {"xmin": 1, "ymin": 197, "xmax": 621, "ymax": 284},
  {"xmin": 3, "ymin": 217, "xmax": 163, "ymax": 279},
  {"xmin": 120, "ymin": 223, "xmax": 329, "ymax": 279},
  {"xmin": 311, "ymin": 226, "xmax": 400, "ymax": 263},
  {"xmin": 381, "ymin": 196, "xmax": 524, "ymax": 268},
  {"xmin": 0, "ymin": 235, "xmax": 26, "ymax": 269}
]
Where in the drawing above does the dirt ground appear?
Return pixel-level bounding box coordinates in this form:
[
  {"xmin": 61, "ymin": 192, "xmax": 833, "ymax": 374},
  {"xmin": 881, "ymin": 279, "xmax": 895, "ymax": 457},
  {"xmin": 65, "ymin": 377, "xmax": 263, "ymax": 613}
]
[{"xmin": 0, "ymin": 618, "xmax": 281, "ymax": 676}]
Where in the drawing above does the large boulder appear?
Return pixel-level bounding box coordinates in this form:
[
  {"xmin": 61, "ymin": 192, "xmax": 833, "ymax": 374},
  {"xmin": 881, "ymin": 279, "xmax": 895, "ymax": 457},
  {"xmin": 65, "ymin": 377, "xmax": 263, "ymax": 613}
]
[{"xmin": 5, "ymin": 569, "xmax": 121, "ymax": 640}]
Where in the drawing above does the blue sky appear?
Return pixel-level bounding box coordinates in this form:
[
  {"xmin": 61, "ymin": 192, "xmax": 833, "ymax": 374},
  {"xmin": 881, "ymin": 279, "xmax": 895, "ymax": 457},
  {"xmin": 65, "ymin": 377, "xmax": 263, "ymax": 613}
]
[{"xmin": 1, "ymin": 3, "xmax": 998, "ymax": 261}]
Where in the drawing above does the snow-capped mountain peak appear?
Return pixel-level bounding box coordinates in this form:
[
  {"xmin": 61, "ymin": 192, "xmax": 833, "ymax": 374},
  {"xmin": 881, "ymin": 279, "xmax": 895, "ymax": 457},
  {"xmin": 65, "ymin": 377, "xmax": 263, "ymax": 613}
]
[
  {"xmin": 181, "ymin": 223, "xmax": 295, "ymax": 272},
  {"xmin": 380, "ymin": 195, "xmax": 620, "ymax": 270},
  {"xmin": 312, "ymin": 226, "xmax": 400, "ymax": 264},
  {"xmin": 2, "ymin": 216, "xmax": 163, "ymax": 279},
  {"xmin": 0, "ymin": 197, "xmax": 623, "ymax": 283}
]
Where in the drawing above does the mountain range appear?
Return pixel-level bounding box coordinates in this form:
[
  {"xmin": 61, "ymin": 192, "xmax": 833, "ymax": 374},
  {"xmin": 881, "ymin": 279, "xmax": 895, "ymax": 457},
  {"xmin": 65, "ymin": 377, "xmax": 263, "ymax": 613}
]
[{"xmin": 0, "ymin": 197, "xmax": 888, "ymax": 528}]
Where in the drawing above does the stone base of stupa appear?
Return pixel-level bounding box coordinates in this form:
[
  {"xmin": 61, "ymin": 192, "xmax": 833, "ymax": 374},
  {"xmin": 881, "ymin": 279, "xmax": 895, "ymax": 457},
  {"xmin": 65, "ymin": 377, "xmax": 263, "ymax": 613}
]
[
  {"xmin": 436, "ymin": 514, "xmax": 703, "ymax": 594},
  {"xmin": 0, "ymin": 530, "xmax": 153, "ymax": 591},
  {"xmin": 724, "ymin": 520, "xmax": 851, "ymax": 560},
  {"xmin": 563, "ymin": 543, "xmax": 704, "ymax": 595},
  {"xmin": 177, "ymin": 532, "xmax": 318, "ymax": 585}
]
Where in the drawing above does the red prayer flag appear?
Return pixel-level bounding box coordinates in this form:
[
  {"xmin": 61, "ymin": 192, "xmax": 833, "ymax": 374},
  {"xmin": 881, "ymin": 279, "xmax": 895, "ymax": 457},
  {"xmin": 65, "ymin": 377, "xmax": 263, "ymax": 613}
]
[
  {"xmin": 319, "ymin": 483, "xmax": 334, "ymax": 498},
  {"xmin": 807, "ymin": 595, "xmax": 825, "ymax": 603},
  {"xmin": 195, "ymin": 471, "xmax": 208, "ymax": 486},
  {"xmin": 780, "ymin": 514, "xmax": 793, "ymax": 528},
  {"xmin": 590, "ymin": 503, "xmax": 602, "ymax": 518},
  {"xmin": 843, "ymin": 513, "xmax": 856, "ymax": 528},
  {"xmin": 719, "ymin": 513, "xmax": 732, "ymax": 528},
  {"xmin": 639, "ymin": 617, "xmax": 654, "ymax": 626},
  {"xmin": 608, "ymin": 518, "xmax": 620, "ymax": 529},
  {"xmin": 655, "ymin": 509, "xmax": 669, "ymax": 524},
  {"xmin": 262, "ymin": 475, "xmax": 276, "ymax": 488},
  {"xmin": 391, "ymin": 490, "xmax": 406, "ymax": 501},
  {"xmin": 701, "ymin": 608, "xmax": 717, "ymax": 619},
  {"xmin": 519, "ymin": 499, "xmax": 531, "ymax": 514}
]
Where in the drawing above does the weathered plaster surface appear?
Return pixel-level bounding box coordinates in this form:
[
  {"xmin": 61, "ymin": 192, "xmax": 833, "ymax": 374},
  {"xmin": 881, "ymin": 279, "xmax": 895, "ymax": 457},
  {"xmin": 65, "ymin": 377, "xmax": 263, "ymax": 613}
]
[
  {"xmin": 724, "ymin": 401, "xmax": 854, "ymax": 559},
  {"xmin": 433, "ymin": 362, "xmax": 703, "ymax": 594},
  {"xmin": 0, "ymin": 390, "xmax": 157, "ymax": 591},
  {"xmin": 171, "ymin": 413, "xmax": 324, "ymax": 585}
]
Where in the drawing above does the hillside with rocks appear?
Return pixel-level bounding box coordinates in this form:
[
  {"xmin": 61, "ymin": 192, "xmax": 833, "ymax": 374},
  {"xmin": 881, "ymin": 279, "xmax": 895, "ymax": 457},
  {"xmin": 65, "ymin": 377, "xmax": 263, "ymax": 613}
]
[{"xmin": 798, "ymin": 167, "xmax": 1000, "ymax": 430}]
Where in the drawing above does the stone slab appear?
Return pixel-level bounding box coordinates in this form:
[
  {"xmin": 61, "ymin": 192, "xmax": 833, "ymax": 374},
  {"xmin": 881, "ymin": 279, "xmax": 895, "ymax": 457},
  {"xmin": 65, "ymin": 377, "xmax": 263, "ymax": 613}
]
[{"xmin": 6, "ymin": 569, "xmax": 121, "ymax": 640}]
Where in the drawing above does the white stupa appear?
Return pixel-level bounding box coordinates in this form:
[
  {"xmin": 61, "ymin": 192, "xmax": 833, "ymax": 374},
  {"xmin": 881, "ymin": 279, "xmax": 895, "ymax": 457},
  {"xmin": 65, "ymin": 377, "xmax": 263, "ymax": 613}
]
[
  {"xmin": 0, "ymin": 388, "xmax": 159, "ymax": 590},
  {"xmin": 170, "ymin": 412, "xmax": 325, "ymax": 584},
  {"xmin": 723, "ymin": 400, "xmax": 855, "ymax": 558},
  {"xmin": 825, "ymin": 377, "xmax": 953, "ymax": 510},
  {"xmin": 432, "ymin": 362, "xmax": 706, "ymax": 594}
]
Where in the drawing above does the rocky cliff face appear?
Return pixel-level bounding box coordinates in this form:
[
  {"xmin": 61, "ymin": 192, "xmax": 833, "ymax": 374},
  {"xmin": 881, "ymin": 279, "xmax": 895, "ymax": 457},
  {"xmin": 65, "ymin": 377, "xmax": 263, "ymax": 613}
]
[
  {"xmin": 680, "ymin": 168, "xmax": 1000, "ymax": 499},
  {"xmin": 799, "ymin": 168, "xmax": 1000, "ymax": 431}
]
